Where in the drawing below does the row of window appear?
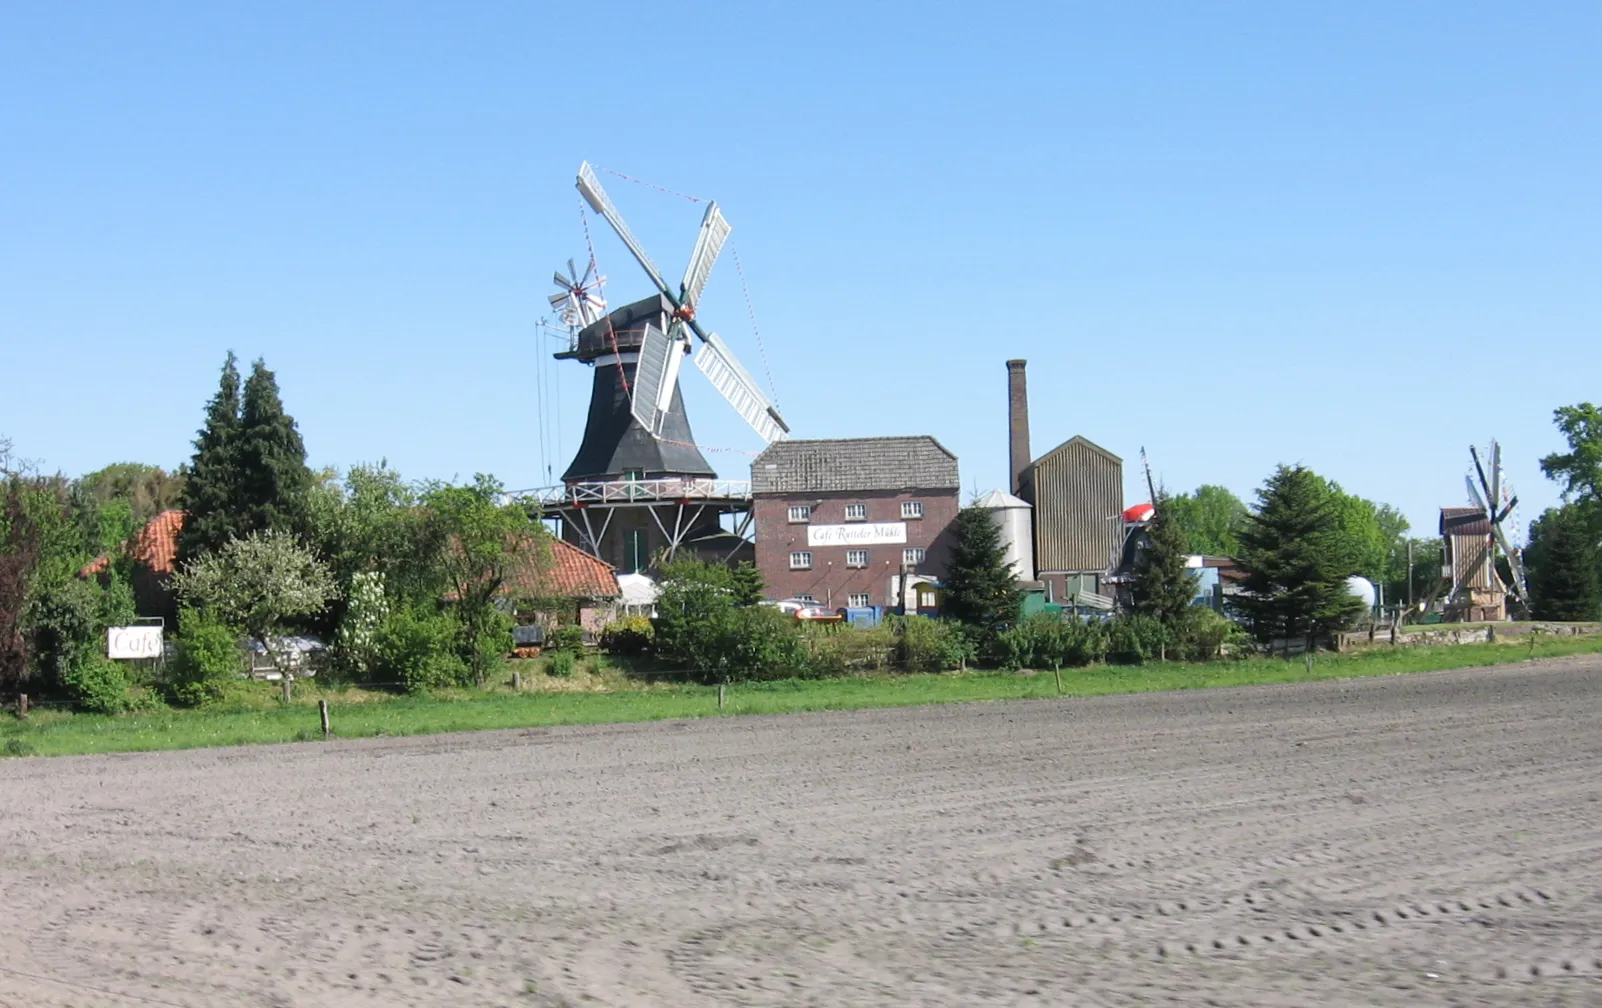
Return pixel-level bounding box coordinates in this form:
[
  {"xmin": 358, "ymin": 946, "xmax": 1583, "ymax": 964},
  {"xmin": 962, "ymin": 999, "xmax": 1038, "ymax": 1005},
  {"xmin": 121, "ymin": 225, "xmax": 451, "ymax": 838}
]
[
  {"xmin": 788, "ymin": 501, "xmax": 923, "ymax": 523},
  {"xmin": 789, "ymin": 548, "xmax": 925, "ymax": 570},
  {"xmin": 793, "ymin": 593, "xmax": 874, "ymax": 608}
]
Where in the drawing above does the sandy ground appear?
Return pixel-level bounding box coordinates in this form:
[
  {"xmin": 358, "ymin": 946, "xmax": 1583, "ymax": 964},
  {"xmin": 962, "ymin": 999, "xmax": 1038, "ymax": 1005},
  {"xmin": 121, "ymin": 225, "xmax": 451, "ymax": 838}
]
[{"xmin": 2, "ymin": 658, "xmax": 1600, "ymax": 1007}]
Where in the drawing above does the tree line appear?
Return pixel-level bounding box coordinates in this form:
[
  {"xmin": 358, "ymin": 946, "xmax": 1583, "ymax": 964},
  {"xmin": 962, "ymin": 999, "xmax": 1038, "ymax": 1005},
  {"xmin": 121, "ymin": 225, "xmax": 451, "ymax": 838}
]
[{"xmin": 2, "ymin": 353, "xmax": 548, "ymax": 710}]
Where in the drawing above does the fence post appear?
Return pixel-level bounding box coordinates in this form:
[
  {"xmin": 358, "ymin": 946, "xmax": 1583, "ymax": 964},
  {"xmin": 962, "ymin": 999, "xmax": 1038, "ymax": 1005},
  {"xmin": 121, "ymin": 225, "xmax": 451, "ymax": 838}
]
[
  {"xmin": 318, "ymin": 700, "xmax": 330, "ymax": 738},
  {"xmin": 1487, "ymin": 625, "xmax": 1496, "ymax": 643},
  {"xmin": 1053, "ymin": 663, "xmax": 1062, "ymax": 695},
  {"xmin": 16, "ymin": 694, "xmax": 27, "ymax": 720},
  {"xmin": 281, "ymin": 673, "xmax": 293, "ymax": 704},
  {"xmin": 512, "ymin": 670, "xmax": 522, "ymax": 691},
  {"xmin": 717, "ymin": 683, "xmax": 726, "ymax": 711}
]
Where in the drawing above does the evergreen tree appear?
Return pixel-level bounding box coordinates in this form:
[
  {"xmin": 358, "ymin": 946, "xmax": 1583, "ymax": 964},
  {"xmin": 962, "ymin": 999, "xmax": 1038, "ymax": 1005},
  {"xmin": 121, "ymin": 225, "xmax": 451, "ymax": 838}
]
[
  {"xmin": 1527, "ymin": 504, "xmax": 1601, "ymax": 621},
  {"xmin": 943, "ymin": 507, "xmax": 1021, "ymax": 639},
  {"xmin": 178, "ymin": 353, "xmax": 243, "ymax": 563},
  {"xmin": 1132, "ymin": 492, "xmax": 1197, "ymax": 628},
  {"xmin": 234, "ymin": 359, "xmax": 314, "ymax": 539},
  {"xmin": 1232, "ymin": 465, "xmax": 1366, "ymax": 646},
  {"xmin": 730, "ymin": 560, "xmax": 765, "ymax": 606}
]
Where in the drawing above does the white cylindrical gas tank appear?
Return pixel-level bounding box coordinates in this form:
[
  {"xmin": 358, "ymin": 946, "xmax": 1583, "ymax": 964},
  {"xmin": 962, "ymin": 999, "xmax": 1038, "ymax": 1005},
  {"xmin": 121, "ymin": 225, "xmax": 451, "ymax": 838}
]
[{"xmin": 974, "ymin": 489, "xmax": 1035, "ymax": 582}]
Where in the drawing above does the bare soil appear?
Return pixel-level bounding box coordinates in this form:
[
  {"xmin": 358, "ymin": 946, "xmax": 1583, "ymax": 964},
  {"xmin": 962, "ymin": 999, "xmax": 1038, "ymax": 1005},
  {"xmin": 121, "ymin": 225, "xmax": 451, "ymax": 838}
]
[{"xmin": 3, "ymin": 656, "xmax": 1600, "ymax": 1006}]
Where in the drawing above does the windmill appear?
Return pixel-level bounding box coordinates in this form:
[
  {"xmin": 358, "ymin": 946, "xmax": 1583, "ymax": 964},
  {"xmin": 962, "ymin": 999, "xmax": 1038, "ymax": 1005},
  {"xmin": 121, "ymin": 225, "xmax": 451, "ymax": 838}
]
[
  {"xmin": 574, "ymin": 162, "xmax": 788, "ymax": 444},
  {"xmin": 549, "ymin": 258, "xmax": 607, "ymax": 329},
  {"xmin": 1466, "ymin": 440, "xmax": 1529, "ymax": 608},
  {"xmin": 531, "ymin": 164, "xmax": 789, "ymax": 574}
]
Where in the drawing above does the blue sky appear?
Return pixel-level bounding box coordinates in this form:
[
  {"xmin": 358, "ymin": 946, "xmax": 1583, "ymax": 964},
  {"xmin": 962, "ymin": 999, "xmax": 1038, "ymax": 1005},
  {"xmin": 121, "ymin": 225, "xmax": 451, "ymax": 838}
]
[{"xmin": 3, "ymin": 2, "xmax": 1598, "ymax": 541}]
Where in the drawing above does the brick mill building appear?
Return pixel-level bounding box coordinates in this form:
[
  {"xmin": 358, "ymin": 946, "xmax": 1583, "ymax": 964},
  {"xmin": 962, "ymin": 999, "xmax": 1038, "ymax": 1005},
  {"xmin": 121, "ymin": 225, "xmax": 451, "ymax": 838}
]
[{"xmin": 751, "ymin": 437, "xmax": 960, "ymax": 611}]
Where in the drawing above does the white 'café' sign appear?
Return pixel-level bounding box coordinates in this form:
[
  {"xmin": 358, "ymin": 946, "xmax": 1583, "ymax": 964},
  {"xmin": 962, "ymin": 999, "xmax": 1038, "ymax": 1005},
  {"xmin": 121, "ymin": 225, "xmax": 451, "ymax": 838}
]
[
  {"xmin": 806, "ymin": 522, "xmax": 907, "ymax": 547},
  {"xmin": 107, "ymin": 625, "xmax": 163, "ymax": 660}
]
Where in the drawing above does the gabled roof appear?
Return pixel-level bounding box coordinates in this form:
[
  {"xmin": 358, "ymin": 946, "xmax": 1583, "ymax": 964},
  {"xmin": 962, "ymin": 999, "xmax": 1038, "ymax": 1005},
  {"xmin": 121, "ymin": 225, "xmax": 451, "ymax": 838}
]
[
  {"xmin": 752, "ymin": 436, "xmax": 959, "ymax": 494},
  {"xmin": 499, "ymin": 536, "xmax": 620, "ymax": 600},
  {"xmin": 79, "ymin": 509, "xmax": 185, "ymax": 579},
  {"xmin": 1030, "ymin": 435, "xmax": 1121, "ymax": 469}
]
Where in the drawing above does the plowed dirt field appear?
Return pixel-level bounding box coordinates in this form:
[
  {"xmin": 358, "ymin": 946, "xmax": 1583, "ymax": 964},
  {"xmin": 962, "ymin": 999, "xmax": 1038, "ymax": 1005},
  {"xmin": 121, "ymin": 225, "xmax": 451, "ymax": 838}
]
[{"xmin": 3, "ymin": 656, "xmax": 1600, "ymax": 1006}]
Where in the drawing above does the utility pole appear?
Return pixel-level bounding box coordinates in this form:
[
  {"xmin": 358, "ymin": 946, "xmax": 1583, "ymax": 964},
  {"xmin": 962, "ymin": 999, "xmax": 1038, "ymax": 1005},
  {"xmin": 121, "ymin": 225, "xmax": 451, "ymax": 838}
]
[{"xmin": 1407, "ymin": 540, "xmax": 1414, "ymax": 611}]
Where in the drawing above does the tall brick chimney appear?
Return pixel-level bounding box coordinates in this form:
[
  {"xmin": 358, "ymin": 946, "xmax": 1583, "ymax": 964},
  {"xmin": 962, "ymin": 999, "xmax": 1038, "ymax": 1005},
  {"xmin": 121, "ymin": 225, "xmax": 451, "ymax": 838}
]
[{"xmin": 1006, "ymin": 359, "xmax": 1030, "ymax": 496}]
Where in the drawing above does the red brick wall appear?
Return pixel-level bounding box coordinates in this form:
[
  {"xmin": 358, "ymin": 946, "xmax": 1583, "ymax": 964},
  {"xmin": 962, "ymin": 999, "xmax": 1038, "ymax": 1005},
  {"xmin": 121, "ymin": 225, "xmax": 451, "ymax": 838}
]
[{"xmin": 752, "ymin": 489, "xmax": 959, "ymax": 607}]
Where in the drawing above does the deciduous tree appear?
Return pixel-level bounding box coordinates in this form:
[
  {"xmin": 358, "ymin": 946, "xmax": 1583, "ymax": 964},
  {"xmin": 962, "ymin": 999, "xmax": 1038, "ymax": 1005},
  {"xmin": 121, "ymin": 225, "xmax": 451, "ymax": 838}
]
[
  {"xmin": 172, "ymin": 528, "xmax": 337, "ymax": 678},
  {"xmin": 1163, "ymin": 485, "xmax": 1248, "ymax": 556}
]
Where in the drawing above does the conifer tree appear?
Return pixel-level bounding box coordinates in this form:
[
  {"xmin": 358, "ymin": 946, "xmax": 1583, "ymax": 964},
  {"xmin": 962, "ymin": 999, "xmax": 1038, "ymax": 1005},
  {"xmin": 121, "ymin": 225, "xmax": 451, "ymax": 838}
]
[
  {"xmin": 1527, "ymin": 505, "xmax": 1601, "ymax": 621},
  {"xmin": 178, "ymin": 353, "xmax": 243, "ymax": 563},
  {"xmin": 730, "ymin": 560, "xmax": 765, "ymax": 606},
  {"xmin": 234, "ymin": 359, "xmax": 313, "ymax": 538},
  {"xmin": 943, "ymin": 506, "xmax": 1021, "ymax": 640},
  {"xmin": 1232, "ymin": 465, "xmax": 1365, "ymax": 646},
  {"xmin": 1132, "ymin": 492, "xmax": 1197, "ymax": 628}
]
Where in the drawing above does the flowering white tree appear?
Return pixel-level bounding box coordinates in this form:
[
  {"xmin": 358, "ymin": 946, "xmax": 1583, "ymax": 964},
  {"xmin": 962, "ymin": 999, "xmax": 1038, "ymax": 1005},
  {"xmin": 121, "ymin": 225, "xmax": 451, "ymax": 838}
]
[
  {"xmin": 334, "ymin": 570, "xmax": 388, "ymax": 679},
  {"xmin": 172, "ymin": 529, "xmax": 337, "ymax": 679}
]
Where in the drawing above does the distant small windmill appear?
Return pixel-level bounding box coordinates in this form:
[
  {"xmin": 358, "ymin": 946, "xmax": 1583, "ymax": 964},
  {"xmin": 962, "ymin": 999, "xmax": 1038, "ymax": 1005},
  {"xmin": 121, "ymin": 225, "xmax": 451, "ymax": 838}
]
[
  {"xmin": 549, "ymin": 258, "xmax": 608, "ymax": 329},
  {"xmin": 1465, "ymin": 440, "xmax": 1529, "ymax": 609}
]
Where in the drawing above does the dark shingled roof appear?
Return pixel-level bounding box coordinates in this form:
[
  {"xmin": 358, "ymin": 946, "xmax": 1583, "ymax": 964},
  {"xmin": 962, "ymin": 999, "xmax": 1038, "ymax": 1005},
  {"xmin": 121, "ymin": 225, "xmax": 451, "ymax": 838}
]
[
  {"xmin": 1440, "ymin": 506, "xmax": 1493, "ymax": 537},
  {"xmin": 752, "ymin": 436, "xmax": 958, "ymax": 494}
]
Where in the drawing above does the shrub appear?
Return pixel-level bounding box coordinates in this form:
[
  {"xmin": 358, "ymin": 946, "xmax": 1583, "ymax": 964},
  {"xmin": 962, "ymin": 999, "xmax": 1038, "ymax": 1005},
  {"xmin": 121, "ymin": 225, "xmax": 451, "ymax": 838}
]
[
  {"xmin": 547, "ymin": 650, "xmax": 576, "ymax": 677},
  {"xmin": 1104, "ymin": 614, "xmax": 1168, "ymax": 665},
  {"xmin": 892, "ymin": 616, "xmax": 975, "ymax": 672},
  {"xmin": 373, "ymin": 606, "xmax": 468, "ymax": 693},
  {"xmin": 547, "ymin": 624, "xmax": 585, "ymax": 654},
  {"xmin": 599, "ymin": 616, "xmax": 654, "ymax": 656},
  {"xmin": 999, "ymin": 615, "xmax": 1106, "ymax": 670},
  {"xmin": 62, "ymin": 654, "xmax": 131, "ymax": 714},
  {"xmin": 804, "ymin": 623, "xmax": 895, "ymax": 676},
  {"xmin": 712, "ymin": 605, "xmax": 809, "ymax": 683},
  {"xmin": 169, "ymin": 608, "xmax": 244, "ymax": 707},
  {"xmin": 1178, "ymin": 607, "xmax": 1247, "ymax": 661}
]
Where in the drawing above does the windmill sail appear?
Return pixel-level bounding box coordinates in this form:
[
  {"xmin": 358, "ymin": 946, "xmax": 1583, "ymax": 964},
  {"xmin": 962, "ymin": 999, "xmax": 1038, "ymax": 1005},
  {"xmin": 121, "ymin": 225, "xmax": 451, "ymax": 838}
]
[
  {"xmin": 680, "ymin": 203, "xmax": 731, "ymax": 307},
  {"xmin": 694, "ymin": 331, "xmax": 788, "ymax": 444},
  {"xmin": 629, "ymin": 322, "xmax": 688, "ymax": 437},
  {"xmin": 577, "ymin": 162, "xmax": 670, "ymax": 296}
]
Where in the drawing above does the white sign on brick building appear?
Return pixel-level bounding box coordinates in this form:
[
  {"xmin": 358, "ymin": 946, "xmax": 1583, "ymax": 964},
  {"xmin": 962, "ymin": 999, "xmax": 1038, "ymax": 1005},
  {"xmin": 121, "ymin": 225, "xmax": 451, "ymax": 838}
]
[{"xmin": 806, "ymin": 522, "xmax": 907, "ymax": 547}]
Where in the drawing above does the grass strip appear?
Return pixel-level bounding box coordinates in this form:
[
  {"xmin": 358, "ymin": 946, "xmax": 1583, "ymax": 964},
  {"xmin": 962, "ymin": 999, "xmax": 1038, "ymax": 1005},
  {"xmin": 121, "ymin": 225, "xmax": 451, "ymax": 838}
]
[{"xmin": 5, "ymin": 633, "xmax": 1602, "ymax": 759}]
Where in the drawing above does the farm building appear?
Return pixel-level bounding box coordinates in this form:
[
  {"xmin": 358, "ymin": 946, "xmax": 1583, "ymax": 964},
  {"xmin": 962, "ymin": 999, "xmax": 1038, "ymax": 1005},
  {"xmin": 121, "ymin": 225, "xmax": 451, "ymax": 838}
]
[
  {"xmin": 751, "ymin": 437, "xmax": 960, "ymax": 611},
  {"xmin": 79, "ymin": 509, "xmax": 185, "ymax": 629}
]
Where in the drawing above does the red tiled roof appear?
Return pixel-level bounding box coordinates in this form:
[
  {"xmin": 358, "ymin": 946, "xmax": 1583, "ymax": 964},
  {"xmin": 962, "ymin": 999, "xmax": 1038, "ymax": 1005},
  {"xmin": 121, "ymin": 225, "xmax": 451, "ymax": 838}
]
[
  {"xmin": 79, "ymin": 509, "xmax": 185, "ymax": 579},
  {"xmin": 500, "ymin": 536, "xmax": 619, "ymax": 600}
]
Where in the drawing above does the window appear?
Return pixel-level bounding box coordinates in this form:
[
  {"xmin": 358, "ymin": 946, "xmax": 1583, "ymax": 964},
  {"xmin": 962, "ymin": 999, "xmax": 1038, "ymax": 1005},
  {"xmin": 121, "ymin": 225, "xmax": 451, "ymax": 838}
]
[
  {"xmin": 796, "ymin": 593, "xmax": 816, "ymax": 602},
  {"xmin": 845, "ymin": 549, "xmax": 869, "ymax": 568},
  {"xmin": 844, "ymin": 502, "xmax": 867, "ymax": 521},
  {"xmin": 789, "ymin": 551, "xmax": 813, "ymax": 570},
  {"xmin": 902, "ymin": 547, "xmax": 926, "ymax": 566},
  {"xmin": 788, "ymin": 504, "xmax": 813, "ymax": 523},
  {"xmin": 901, "ymin": 500, "xmax": 924, "ymax": 519},
  {"xmin": 847, "ymin": 593, "xmax": 871, "ymax": 608}
]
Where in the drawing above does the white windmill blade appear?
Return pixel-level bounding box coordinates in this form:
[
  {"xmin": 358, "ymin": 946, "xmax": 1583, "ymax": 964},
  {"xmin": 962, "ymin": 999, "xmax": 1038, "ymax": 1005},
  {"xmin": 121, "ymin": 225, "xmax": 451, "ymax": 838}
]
[
  {"xmin": 680, "ymin": 202, "xmax": 731, "ymax": 308},
  {"xmin": 694, "ymin": 331, "xmax": 789, "ymax": 443},
  {"xmin": 576, "ymin": 162, "xmax": 671, "ymax": 298},
  {"xmin": 1466, "ymin": 475, "xmax": 1489, "ymax": 513},
  {"xmin": 629, "ymin": 322, "xmax": 689, "ymax": 437}
]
